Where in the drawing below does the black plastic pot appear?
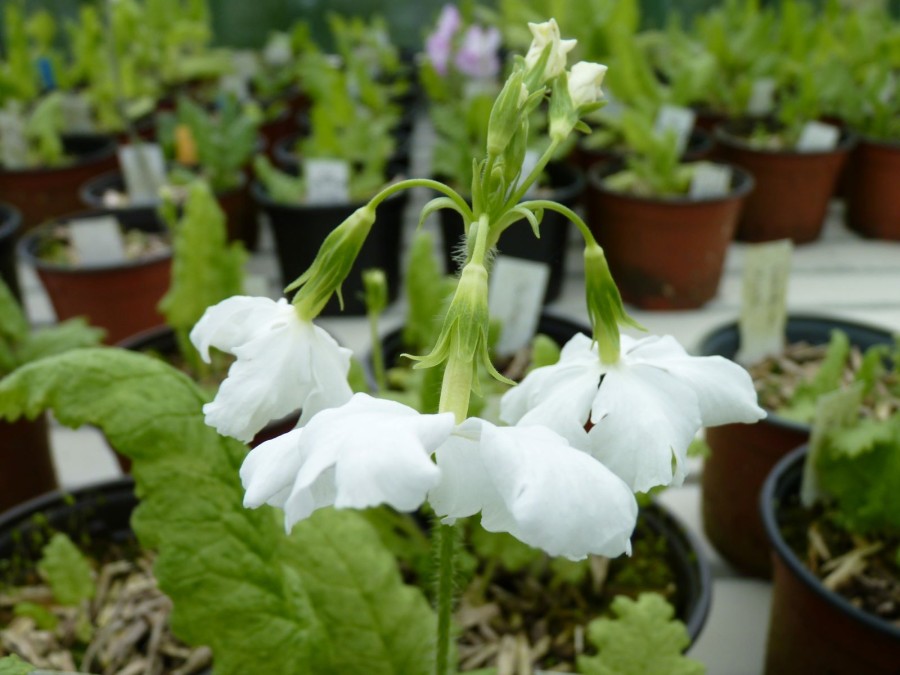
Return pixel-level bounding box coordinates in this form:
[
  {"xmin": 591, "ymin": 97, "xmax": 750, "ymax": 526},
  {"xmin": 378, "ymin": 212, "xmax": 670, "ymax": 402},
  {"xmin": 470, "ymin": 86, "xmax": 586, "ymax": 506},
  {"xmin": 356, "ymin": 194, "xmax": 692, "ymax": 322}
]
[
  {"xmin": 252, "ymin": 180, "xmax": 407, "ymax": 316},
  {"xmin": 0, "ymin": 202, "xmax": 22, "ymax": 300},
  {"xmin": 699, "ymin": 315, "xmax": 895, "ymax": 577},
  {"xmin": 271, "ymin": 133, "xmax": 411, "ymax": 181},
  {"xmin": 761, "ymin": 447, "xmax": 900, "ymax": 673},
  {"xmin": 439, "ymin": 163, "xmax": 585, "ymax": 305}
]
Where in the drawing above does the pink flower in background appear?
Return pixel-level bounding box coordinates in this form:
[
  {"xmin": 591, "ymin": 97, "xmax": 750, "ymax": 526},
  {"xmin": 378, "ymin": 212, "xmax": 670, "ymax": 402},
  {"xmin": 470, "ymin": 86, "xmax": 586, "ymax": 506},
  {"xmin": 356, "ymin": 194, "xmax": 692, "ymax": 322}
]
[
  {"xmin": 454, "ymin": 25, "xmax": 501, "ymax": 79},
  {"xmin": 426, "ymin": 5, "xmax": 462, "ymax": 75}
]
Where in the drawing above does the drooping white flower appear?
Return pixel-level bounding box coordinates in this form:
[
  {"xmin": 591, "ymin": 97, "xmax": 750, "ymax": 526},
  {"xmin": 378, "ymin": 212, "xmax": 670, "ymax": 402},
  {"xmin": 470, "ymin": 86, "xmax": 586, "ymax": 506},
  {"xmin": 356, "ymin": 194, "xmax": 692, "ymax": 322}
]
[
  {"xmin": 568, "ymin": 61, "xmax": 607, "ymax": 107},
  {"xmin": 524, "ymin": 19, "xmax": 577, "ymax": 82},
  {"xmin": 501, "ymin": 333, "xmax": 765, "ymax": 493},
  {"xmin": 241, "ymin": 394, "xmax": 455, "ymax": 531},
  {"xmin": 190, "ymin": 296, "xmax": 353, "ymax": 442},
  {"xmin": 429, "ymin": 419, "xmax": 638, "ymax": 560}
]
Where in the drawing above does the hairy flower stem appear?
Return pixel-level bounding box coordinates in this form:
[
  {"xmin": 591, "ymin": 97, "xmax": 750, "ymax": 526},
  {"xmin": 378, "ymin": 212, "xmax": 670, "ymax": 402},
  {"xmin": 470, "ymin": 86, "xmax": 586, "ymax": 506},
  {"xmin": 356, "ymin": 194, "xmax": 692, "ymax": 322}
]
[{"xmin": 434, "ymin": 522, "xmax": 458, "ymax": 675}]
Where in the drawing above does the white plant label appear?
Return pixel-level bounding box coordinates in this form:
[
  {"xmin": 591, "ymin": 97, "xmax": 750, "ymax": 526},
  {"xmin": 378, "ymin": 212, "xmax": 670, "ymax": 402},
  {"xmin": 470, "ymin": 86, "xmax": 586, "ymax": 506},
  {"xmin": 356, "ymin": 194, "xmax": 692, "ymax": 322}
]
[
  {"xmin": 878, "ymin": 73, "xmax": 897, "ymax": 105},
  {"xmin": 796, "ymin": 121, "xmax": 840, "ymax": 152},
  {"xmin": 243, "ymin": 274, "xmax": 269, "ymax": 297},
  {"xmin": 68, "ymin": 216, "xmax": 126, "ymax": 266},
  {"xmin": 518, "ymin": 149, "xmax": 541, "ymax": 198},
  {"xmin": 747, "ymin": 78, "xmax": 777, "ymax": 116},
  {"xmin": 263, "ymin": 33, "xmax": 292, "ymax": 67},
  {"xmin": 304, "ymin": 159, "xmax": 350, "ymax": 205},
  {"xmin": 737, "ymin": 239, "xmax": 793, "ymax": 366},
  {"xmin": 0, "ymin": 106, "xmax": 28, "ymax": 169},
  {"xmin": 689, "ymin": 162, "xmax": 733, "ymax": 199},
  {"xmin": 61, "ymin": 93, "xmax": 95, "ymax": 133},
  {"xmin": 219, "ymin": 74, "xmax": 250, "ymax": 102},
  {"xmin": 118, "ymin": 144, "xmax": 167, "ymax": 205},
  {"xmin": 654, "ymin": 105, "xmax": 695, "ymax": 156},
  {"xmin": 488, "ymin": 256, "xmax": 549, "ymax": 356}
]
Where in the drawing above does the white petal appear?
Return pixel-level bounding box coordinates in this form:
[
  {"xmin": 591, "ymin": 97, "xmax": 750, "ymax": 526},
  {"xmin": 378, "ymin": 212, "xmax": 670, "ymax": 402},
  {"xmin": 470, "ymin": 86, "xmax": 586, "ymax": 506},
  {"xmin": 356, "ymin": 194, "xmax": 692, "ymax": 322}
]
[
  {"xmin": 626, "ymin": 335, "xmax": 765, "ymax": 427},
  {"xmin": 589, "ymin": 363, "xmax": 701, "ymax": 492},
  {"xmin": 296, "ymin": 325, "xmax": 354, "ymax": 425},
  {"xmin": 479, "ymin": 424, "xmax": 637, "ymax": 560},
  {"xmin": 240, "ymin": 428, "xmax": 307, "ymax": 508},
  {"xmin": 190, "ymin": 296, "xmax": 288, "ymax": 362}
]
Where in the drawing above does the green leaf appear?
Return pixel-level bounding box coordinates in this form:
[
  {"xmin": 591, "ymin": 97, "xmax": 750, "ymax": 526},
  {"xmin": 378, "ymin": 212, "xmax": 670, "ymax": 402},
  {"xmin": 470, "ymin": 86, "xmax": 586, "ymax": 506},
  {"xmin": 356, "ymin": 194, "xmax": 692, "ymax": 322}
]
[
  {"xmin": 13, "ymin": 601, "xmax": 58, "ymax": 630},
  {"xmin": 0, "ymin": 655, "xmax": 34, "ymax": 675},
  {"xmin": 470, "ymin": 526, "xmax": 540, "ymax": 574},
  {"xmin": 37, "ymin": 532, "xmax": 95, "ymax": 606},
  {"xmin": 779, "ymin": 330, "xmax": 851, "ymax": 423},
  {"xmin": 0, "ymin": 278, "xmax": 28, "ymax": 345},
  {"xmin": 16, "ymin": 318, "xmax": 105, "ymax": 365},
  {"xmin": 0, "ymin": 348, "xmax": 436, "ymax": 675},
  {"xmin": 529, "ymin": 333, "xmax": 561, "ymax": 370},
  {"xmin": 577, "ymin": 593, "xmax": 705, "ymax": 675}
]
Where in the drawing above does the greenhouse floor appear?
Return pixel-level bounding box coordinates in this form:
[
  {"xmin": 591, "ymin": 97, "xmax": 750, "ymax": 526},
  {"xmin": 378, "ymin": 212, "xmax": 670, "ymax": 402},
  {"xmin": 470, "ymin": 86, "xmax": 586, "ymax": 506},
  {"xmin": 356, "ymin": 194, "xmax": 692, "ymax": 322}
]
[{"xmin": 17, "ymin": 117, "xmax": 900, "ymax": 674}]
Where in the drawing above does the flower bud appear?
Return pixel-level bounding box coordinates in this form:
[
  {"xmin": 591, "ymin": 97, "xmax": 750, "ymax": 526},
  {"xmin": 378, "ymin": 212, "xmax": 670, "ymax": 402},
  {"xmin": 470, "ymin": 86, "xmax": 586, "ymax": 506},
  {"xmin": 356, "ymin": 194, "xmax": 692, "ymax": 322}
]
[
  {"xmin": 583, "ymin": 243, "xmax": 644, "ymax": 364},
  {"xmin": 362, "ymin": 268, "xmax": 388, "ymax": 315},
  {"xmin": 523, "ymin": 19, "xmax": 576, "ymax": 84},
  {"xmin": 568, "ymin": 61, "xmax": 607, "ymax": 107},
  {"xmin": 486, "ymin": 70, "xmax": 526, "ymax": 157}
]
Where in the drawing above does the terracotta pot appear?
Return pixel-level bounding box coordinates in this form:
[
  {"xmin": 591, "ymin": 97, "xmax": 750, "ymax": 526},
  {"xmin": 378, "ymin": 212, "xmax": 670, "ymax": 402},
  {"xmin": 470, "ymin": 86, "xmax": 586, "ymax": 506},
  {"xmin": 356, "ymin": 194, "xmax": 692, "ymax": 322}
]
[
  {"xmin": 586, "ymin": 162, "xmax": 753, "ymax": 310},
  {"xmin": 761, "ymin": 447, "xmax": 900, "ymax": 674},
  {"xmin": 0, "ymin": 415, "xmax": 57, "ymax": 515},
  {"xmin": 0, "ymin": 134, "xmax": 118, "ymax": 232},
  {"xmin": 252, "ymin": 180, "xmax": 407, "ymax": 316},
  {"xmin": 699, "ymin": 315, "xmax": 895, "ymax": 577},
  {"xmin": 0, "ymin": 202, "xmax": 22, "ymax": 301},
  {"xmin": 18, "ymin": 209, "xmax": 172, "ymax": 345},
  {"xmin": 845, "ymin": 137, "xmax": 900, "ymax": 240},
  {"xmin": 692, "ymin": 107, "xmax": 730, "ymax": 134},
  {"xmin": 438, "ymin": 163, "xmax": 585, "ymax": 304},
  {"xmin": 715, "ymin": 120, "xmax": 854, "ymax": 243},
  {"xmin": 80, "ymin": 170, "xmax": 258, "ymax": 250}
]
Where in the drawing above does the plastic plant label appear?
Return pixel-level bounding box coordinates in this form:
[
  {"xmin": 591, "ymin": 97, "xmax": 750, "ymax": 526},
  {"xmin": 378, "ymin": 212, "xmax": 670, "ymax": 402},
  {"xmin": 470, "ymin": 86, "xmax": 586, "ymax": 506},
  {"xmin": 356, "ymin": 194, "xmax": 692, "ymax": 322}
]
[
  {"xmin": 801, "ymin": 385, "xmax": 864, "ymax": 507},
  {"xmin": 61, "ymin": 93, "xmax": 95, "ymax": 133},
  {"xmin": 304, "ymin": 159, "xmax": 350, "ymax": 205},
  {"xmin": 243, "ymin": 274, "xmax": 269, "ymax": 297},
  {"xmin": 219, "ymin": 74, "xmax": 250, "ymax": 102},
  {"xmin": 118, "ymin": 144, "xmax": 167, "ymax": 205},
  {"xmin": 746, "ymin": 78, "xmax": 777, "ymax": 116},
  {"xmin": 518, "ymin": 149, "xmax": 540, "ymax": 198},
  {"xmin": 68, "ymin": 216, "xmax": 126, "ymax": 265},
  {"xmin": 689, "ymin": 162, "xmax": 732, "ymax": 199},
  {"xmin": 37, "ymin": 57, "xmax": 56, "ymax": 90},
  {"xmin": 488, "ymin": 256, "xmax": 549, "ymax": 356},
  {"xmin": 796, "ymin": 121, "xmax": 840, "ymax": 152},
  {"xmin": 0, "ymin": 107, "xmax": 28, "ymax": 169},
  {"xmin": 654, "ymin": 105, "xmax": 695, "ymax": 156},
  {"xmin": 263, "ymin": 33, "xmax": 292, "ymax": 67},
  {"xmin": 737, "ymin": 239, "xmax": 793, "ymax": 366}
]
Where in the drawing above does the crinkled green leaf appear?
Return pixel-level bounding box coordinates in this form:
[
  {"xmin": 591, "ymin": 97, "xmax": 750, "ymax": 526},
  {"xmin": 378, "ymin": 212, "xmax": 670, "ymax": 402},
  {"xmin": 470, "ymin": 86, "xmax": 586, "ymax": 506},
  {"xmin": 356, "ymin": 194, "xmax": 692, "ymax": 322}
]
[
  {"xmin": 577, "ymin": 593, "xmax": 704, "ymax": 675},
  {"xmin": 16, "ymin": 318, "xmax": 105, "ymax": 366},
  {"xmin": 779, "ymin": 330, "xmax": 850, "ymax": 423},
  {"xmin": 0, "ymin": 348, "xmax": 436, "ymax": 675},
  {"xmin": 0, "ymin": 655, "xmax": 34, "ymax": 675},
  {"xmin": 37, "ymin": 532, "xmax": 95, "ymax": 606}
]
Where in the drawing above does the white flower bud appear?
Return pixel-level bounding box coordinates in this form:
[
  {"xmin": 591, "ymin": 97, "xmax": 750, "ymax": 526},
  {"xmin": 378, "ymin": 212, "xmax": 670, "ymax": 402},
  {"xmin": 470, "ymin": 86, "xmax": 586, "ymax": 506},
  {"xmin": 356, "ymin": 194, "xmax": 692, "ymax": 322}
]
[
  {"xmin": 524, "ymin": 19, "xmax": 577, "ymax": 82},
  {"xmin": 568, "ymin": 61, "xmax": 607, "ymax": 107}
]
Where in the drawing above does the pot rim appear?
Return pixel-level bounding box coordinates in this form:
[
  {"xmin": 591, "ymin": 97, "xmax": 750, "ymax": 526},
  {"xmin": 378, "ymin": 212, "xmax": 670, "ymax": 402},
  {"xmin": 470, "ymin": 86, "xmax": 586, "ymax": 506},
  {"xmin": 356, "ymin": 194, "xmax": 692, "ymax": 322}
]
[
  {"xmin": 251, "ymin": 175, "xmax": 407, "ymax": 211},
  {"xmin": 697, "ymin": 313, "xmax": 898, "ymax": 435},
  {"xmin": 760, "ymin": 445, "xmax": 900, "ymax": 641},
  {"xmin": 714, "ymin": 119, "xmax": 857, "ymax": 157},
  {"xmin": 17, "ymin": 211, "xmax": 173, "ymax": 273},
  {"xmin": 852, "ymin": 134, "xmax": 900, "ymax": 152},
  {"xmin": 79, "ymin": 168, "xmax": 248, "ymax": 211},
  {"xmin": 0, "ymin": 133, "xmax": 117, "ymax": 176},
  {"xmin": 0, "ymin": 202, "xmax": 22, "ymax": 240},
  {"xmin": 0, "ymin": 476, "xmax": 135, "ymax": 528},
  {"xmin": 587, "ymin": 161, "xmax": 755, "ymax": 205}
]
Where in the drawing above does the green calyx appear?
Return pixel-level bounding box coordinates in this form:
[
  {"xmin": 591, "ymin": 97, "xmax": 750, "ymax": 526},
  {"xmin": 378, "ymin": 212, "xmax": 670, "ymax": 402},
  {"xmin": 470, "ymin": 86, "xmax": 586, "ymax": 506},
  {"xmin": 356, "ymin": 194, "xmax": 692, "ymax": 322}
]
[
  {"xmin": 584, "ymin": 243, "xmax": 644, "ymax": 364},
  {"xmin": 288, "ymin": 203, "xmax": 377, "ymax": 320}
]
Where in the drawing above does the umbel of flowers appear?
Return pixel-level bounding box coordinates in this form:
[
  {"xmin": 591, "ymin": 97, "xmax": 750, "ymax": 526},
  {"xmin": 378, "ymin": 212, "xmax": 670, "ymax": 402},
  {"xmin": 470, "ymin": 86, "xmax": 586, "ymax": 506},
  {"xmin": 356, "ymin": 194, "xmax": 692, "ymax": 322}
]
[{"xmin": 191, "ymin": 18, "xmax": 764, "ymax": 674}]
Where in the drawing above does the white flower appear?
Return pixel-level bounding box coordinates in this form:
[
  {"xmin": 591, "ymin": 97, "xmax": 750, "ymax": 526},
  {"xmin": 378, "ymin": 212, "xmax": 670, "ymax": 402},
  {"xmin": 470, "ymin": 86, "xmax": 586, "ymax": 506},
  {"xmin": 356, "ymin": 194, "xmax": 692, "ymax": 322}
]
[
  {"xmin": 190, "ymin": 296, "xmax": 353, "ymax": 442},
  {"xmin": 501, "ymin": 333, "xmax": 765, "ymax": 493},
  {"xmin": 429, "ymin": 420, "xmax": 637, "ymax": 560},
  {"xmin": 241, "ymin": 394, "xmax": 455, "ymax": 531},
  {"xmin": 568, "ymin": 61, "xmax": 607, "ymax": 107},
  {"xmin": 524, "ymin": 19, "xmax": 577, "ymax": 82}
]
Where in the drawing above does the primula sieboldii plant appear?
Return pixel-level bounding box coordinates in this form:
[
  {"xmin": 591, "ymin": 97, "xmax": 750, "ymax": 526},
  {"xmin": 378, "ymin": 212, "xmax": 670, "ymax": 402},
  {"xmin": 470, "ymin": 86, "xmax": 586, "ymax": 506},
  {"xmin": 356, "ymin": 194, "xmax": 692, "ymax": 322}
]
[{"xmin": 190, "ymin": 18, "xmax": 765, "ymax": 673}]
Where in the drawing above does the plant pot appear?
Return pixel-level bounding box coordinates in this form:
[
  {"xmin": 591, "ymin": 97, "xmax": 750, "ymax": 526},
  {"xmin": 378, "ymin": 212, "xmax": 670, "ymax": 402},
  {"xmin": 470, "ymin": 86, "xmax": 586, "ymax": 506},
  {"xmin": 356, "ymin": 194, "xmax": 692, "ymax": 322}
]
[
  {"xmin": 18, "ymin": 209, "xmax": 172, "ymax": 345},
  {"xmin": 586, "ymin": 162, "xmax": 753, "ymax": 310},
  {"xmin": 0, "ymin": 414, "xmax": 57, "ymax": 515},
  {"xmin": 845, "ymin": 136, "xmax": 900, "ymax": 240},
  {"xmin": 714, "ymin": 120, "xmax": 854, "ymax": 243},
  {"xmin": 699, "ymin": 315, "xmax": 895, "ymax": 577},
  {"xmin": 79, "ymin": 169, "xmax": 258, "ymax": 250},
  {"xmin": 252, "ymin": 180, "xmax": 407, "ymax": 316},
  {"xmin": 760, "ymin": 447, "xmax": 900, "ymax": 674},
  {"xmin": 0, "ymin": 202, "xmax": 22, "ymax": 301},
  {"xmin": 439, "ymin": 163, "xmax": 585, "ymax": 305},
  {"xmin": 0, "ymin": 134, "xmax": 118, "ymax": 232},
  {"xmin": 271, "ymin": 133, "xmax": 411, "ymax": 181},
  {"xmin": 576, "ymin": 127, "xmax": 715, "ymax": 175}
]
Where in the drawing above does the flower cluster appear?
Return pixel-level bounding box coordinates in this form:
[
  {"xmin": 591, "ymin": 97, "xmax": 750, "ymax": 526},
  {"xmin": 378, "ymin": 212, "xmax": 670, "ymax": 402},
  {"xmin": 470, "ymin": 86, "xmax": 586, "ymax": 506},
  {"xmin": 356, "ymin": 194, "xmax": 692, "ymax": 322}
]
[{"xmin": 191, "ymin": 19, "xmax": 765, "ymax": 562}]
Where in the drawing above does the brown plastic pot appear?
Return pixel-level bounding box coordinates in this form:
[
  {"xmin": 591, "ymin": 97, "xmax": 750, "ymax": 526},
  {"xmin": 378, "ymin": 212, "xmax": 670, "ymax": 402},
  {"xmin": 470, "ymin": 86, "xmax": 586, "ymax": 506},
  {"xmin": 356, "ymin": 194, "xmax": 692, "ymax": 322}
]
[
  {"xmin": 698, "ymin": 316, "xmax": 895, "ymax": 578},
  {"xmin": 0, "ymin": 202, "xmax": 22, "ymax": 300},
  {"xmin": 761, "ymin": 447, "xmax": 900, "ymax": 674},
  {"xmin": 0, "ymin": 414, "xmax": 57, "ymax": 515},
  {"xmin": 586, "ymin": 162, "xmax": 753, "ymax": 310},
  {"xmin": 18, "ymin": 209, "xmax": 172, "ymax": 345},
  {"xmin": 715, "ymin": 120, "xmax": 854, "ymax": 243},
  {"xmin": 845, "ymin": 136, "xmax": 900, "ymax": 240},
  {"xmin": 0, "ymin": 134, "xmax": 118, "ymax": 232}
]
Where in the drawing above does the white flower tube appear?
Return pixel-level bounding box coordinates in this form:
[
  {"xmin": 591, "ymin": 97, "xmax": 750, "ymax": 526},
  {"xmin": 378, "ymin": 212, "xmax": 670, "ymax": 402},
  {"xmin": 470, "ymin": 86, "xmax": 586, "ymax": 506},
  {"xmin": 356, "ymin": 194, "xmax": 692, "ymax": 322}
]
[
  {"xmin": 190, "ymin": 296, "xmax": 353, "ymax": 442},
  {"xmin": 429, "ymin": 420, "xmax": 637, "ymax": 560},
  {"xmin": 241, "ymin": 394, "xmax": 456, "ymax": 531},
  {"xmin": 501, "ymin": 333, "xmax": 765, "ymax": 493}
]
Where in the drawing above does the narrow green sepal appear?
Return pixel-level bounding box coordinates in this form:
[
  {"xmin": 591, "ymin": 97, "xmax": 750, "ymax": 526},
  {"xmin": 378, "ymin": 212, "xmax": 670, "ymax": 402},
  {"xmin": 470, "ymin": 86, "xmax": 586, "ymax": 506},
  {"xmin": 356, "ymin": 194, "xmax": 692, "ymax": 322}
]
[
  {"xmin": 418, "ymin": 197, "xmax": 468, "ymax": 231},
  {"xmin": 481, "ymin": 348, "xmax": 515, "ymax": 386},
  {"xmin": 574, "ymin": 120, "xmax": 593, "ymax": 134},
  {"xmin": 584, "ymin": 243, "xmax": 644, "ymax": 364},
  {"xmin": 524, "ymin": 43, "xmax": 553, "ymax": 92},
  {"xmin": 549, "ymin": 72, "xmax": 578, "ymax": 143}
]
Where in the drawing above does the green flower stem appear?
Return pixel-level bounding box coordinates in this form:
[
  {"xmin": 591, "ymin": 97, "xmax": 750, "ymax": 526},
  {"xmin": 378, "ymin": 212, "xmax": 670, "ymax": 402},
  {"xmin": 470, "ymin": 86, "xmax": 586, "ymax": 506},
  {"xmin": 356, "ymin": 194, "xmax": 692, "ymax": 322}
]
[
  {"xmin": 503, "ymin": 138, "xmax": 561, "ymax": 210},
  {"xmin": 368, "ymin": 179, "xmax": 473, "ymax": 224},
  {"xmin": 367, "ymin": 310, "xmax": 387, "ymax": 393},
  {"xmin": 516, "ymin": 199, "xmax": 598, "ymax": 246},
  {"xmin": 434, "ymin": 522, "xmax": 458, "ymax": 675}
]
